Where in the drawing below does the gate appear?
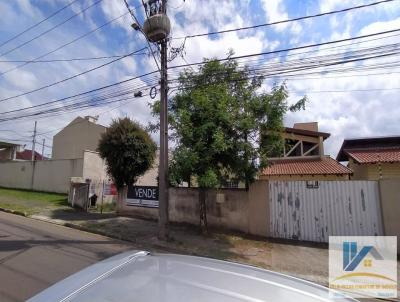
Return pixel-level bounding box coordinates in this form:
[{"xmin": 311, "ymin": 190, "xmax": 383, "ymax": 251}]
[{"xmin": 269, "ymin": 181, "xmax": 383, "ymax": 242}]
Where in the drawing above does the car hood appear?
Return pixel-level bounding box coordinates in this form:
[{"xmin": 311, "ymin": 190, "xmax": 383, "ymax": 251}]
[{"xmin": 28, "ymin": 251, "xmax": 357, "ymax": 302}]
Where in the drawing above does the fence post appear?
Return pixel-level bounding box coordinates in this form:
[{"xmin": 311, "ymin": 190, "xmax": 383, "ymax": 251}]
[{"xmin": 100, "ymin": 179, "xmax": 105, "ymax": 214}]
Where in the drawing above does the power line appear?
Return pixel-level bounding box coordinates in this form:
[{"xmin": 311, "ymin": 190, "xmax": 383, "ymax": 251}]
[
  {"xmin": 0, "ymin": 89, "xmax": 151, "ymax": 123},
  {"xmin": 168, "ymin": 28, "xmax": 400, "ymax": 70},
  {"xmin": 35, "ymin": 97, "xmax": 139, "ymax": 136},
  {"xmin": 0, "ymin": 11, "xmax": 131, "ymax": 76},
  {"xmin": 0, "ymin": 0, "xmax": 79, "ymax": 49},
  {"xmin": 0, "ymin": 47, "xmax": 147, "ymax": 103},
  {"xmin": 2, "ymin": 29, "xmax": 398, "ymax": 115},
  {"xmin": 0, "ymin": 0, "xmax": 103, "ymax": 58},
  {"xmin": 0, "ymin": 72, "xmax": 159, "ymax": 119},
  {"xmin": 0, "ymin": 52, "xmax": 149, "ymax": 63},
  {"xmin": 172, "ymin": 0, "xmax": 396, "ymax": 40},
  {"xmin": 167, "ymin": 51, "xmax": 400, "ymax": 91},
  {"xmin": 0, "ymin": 82, "xmax": 154, "ymax": 119},
  {"xmin": 166, "ymin": 39, "xmax": 400, "ymax": 80}
]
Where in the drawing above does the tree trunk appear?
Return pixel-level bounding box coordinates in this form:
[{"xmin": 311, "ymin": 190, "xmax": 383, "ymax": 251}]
[
  {"xmin": 199, "ymin": 188, "xmax": 208, "ymax": 234},
  {"xmin": 116, "ymin": 186, "xmax": 128, "ymax": 213}
]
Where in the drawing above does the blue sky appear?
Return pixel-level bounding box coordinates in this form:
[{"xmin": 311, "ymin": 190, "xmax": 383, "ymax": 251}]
[{"xmin": 0, "ymin": 0, "xmax": 399, "ymax": 157}]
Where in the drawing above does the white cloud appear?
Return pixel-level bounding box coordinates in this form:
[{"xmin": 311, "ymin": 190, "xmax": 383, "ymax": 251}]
[
  {"xmin": 0, "ymin": 0, "xmax": 399, "ymax": 157},
  {"xmin": 260, "ymin": 0, "xmax": 289, "ymax": 31}
]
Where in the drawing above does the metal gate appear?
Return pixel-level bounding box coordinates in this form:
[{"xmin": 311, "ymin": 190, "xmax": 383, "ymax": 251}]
[{"xmin": 269, "ymin": 181, "xmax": 383, "ymax": 242}]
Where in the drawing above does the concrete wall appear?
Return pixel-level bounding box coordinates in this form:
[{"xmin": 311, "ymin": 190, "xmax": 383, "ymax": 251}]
[
  {"xmin": 118, "ymin": 182, "xmax": 270, "ymax": 235},
  {"xmin": 52, "ymin": 117, "xmax": 106, "ymax": 160},
  {"xmin": 0, "ymin": 161, "xmax": 33, "ymax": 190},
  {"xmin": 0, "ymin": 159, "xmax": 84, "ymax": 193},
  {"xmin": 82, "ymin": 150, "xmax": 107, "ymax": 181},
  {"xmin": 170, "ymin": 188, "xmax": 249, "ymax": 233},
  {"xmin": 379, "ymin": 179, "xmax": 400, "ymax": 252},
  {"xmin": 248, "ymin": 181, "xmax": 269, "ymax": 237},
  {"xmin": 32, "ymin": 159, "xmax": 84, "ymax": 193}
]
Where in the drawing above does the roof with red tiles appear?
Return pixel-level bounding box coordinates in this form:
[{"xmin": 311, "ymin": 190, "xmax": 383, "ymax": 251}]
[
  {"xmin": 16, "ymin": 150, "xmax": 46, "ymax": 161},
  {"xmin": 345, "ymin": 148, "xmax": 400, "ymax": 164},
  {"xmin": 337, "ymin": 136, "xmax": 400, "ymax": 161},
  {"xmin": 261, "ymin": 156, "xmax": 352, "ymax": 176}
]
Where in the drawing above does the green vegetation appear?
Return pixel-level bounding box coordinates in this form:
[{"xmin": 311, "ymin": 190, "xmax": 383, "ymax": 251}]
[
  {"xmin": 0, "ymin": 187, "xmax": 68, "ymax": 215},
  {"xmin": 98, "ymin": 118, "xmax": 157, "ymax": 200},
  {"xmin": 151, "ymin": 54, "xmax": 306, "ymax": 232}
]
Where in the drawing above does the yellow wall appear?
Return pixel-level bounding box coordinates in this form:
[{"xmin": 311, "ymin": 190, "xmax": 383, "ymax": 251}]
[
  {"xmin": 378, "ymin": 179, "xmax": 400, "ymax": 253},
  {"xmin": 349, "ymin": 159, "xmax": 400, "ymax": 180},
  {"xmin": 259, "ymin": 174, "xmax": 349, "ymax": 181}
]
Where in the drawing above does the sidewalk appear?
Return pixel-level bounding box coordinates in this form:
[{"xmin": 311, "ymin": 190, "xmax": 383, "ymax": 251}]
[{"xmin": 30, "ymin": 207, "xmax": 330, "ymax": 286}]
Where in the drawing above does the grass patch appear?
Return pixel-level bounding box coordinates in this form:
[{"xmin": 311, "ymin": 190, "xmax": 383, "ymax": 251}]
[
  {"xmin": 95, "ymin": 202, "xmax": 116, "ymax": 213},
  {"xmin": 0, "ymin": 187, "xmax": 68, "ymax": 215}
]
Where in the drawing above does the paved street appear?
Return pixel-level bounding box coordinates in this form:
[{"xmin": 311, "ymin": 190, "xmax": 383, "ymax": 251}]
[
  {"xmin": 0, "ymin": 211, "xmax": 395, "ymax": 302},
  {"xmin": 0, "ymin": 212, "xmax": 133, "ymax": 302}
]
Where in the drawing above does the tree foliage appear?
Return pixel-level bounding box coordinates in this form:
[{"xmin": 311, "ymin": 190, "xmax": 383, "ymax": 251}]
[
  {"xmin": 151, "ymin": 57, "xmax": 306, "ymax": 190},
  {"xmin": 98, "ymin": 118, "xmax": 157, "ymax": 190}
]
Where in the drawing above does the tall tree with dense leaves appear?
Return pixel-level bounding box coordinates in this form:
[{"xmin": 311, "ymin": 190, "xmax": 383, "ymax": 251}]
[
  {"xmin": 151, "ymin": 56, "xmax": 306, "ymax": 232},
  {"xmin": 98, "ymin": 118, "xmax": 157, "ymax": 204}
]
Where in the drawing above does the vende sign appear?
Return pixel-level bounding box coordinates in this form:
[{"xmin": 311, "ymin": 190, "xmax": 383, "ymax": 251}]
[{"xmin": 126, "ymin": 186, "xmax": 159, "ymax": 208}]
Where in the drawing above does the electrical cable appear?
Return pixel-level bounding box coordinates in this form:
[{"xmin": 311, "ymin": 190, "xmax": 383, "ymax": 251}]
[
  {"xmin": 0, "ymin": 0, "xmax": 80, "ymax": 49},
  {"xmin": 0, "ymin": 0, "xmax": 103, "ymax": 58},
  {"xmin": 0, "ymin": 47, "xmax": 148, "ymax": 103},
  {"xmin": 172, "ymin": 0, "xmax": 397, "ymax": 40},
  {"xmin": 0, "ymin": 11, "xmax": 132, "ymax": 76}
]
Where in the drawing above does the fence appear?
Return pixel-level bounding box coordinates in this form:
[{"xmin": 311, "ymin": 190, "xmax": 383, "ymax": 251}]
[
  {"xmin": 269, "ymin": 181, "xmax": 384, "ymax": 242},
  {"xmin": 117, "ymin": 180, "xmax": 398, "ymax": 245},
  {"xmin": 0, "ymin": 158, "xmax": 84, "ymax": 193}
]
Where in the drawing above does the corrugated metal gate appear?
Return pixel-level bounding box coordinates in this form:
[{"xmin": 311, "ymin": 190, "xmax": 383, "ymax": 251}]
[{"xmin": 269, "ymin": 181, "xmax": 384, "ymax": 242}]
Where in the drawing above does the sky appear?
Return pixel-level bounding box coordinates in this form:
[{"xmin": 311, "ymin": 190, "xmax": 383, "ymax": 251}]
[{"xmin": 0, "ymin": 0, "xmax": 399, "ymax": 158}]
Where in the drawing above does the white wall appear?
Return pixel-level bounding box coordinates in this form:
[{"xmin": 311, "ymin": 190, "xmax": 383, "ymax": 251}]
[
  {"xmin": 0, "ymin": 159, "xmax": 84, "ymax": 193},
  {"xmin": 52, "ymin": 117, "xmax": 106, "ymax": 160}
]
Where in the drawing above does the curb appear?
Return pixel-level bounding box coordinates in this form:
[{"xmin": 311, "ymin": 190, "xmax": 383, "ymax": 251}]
[
  {"xmin": 1, "ymin": 208, "xmax": 174, "ymax": 253},
  {"xmin": 29, "ymin": 214, "xmax": 137, "ymax": 244},
  {"xmin": 0, "ymin": 207, "xmax": 27, "ymax": 217}
]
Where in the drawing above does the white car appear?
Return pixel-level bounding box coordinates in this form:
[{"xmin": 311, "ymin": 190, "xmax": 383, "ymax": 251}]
[{"xmin": 28, "ymin": 251, "xmax": 357, "ymax": 302}]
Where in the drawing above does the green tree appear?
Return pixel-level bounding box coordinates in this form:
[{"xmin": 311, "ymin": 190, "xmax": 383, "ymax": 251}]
[
  {"xmin": 151, "ymin": 57, "xmax": 306, "ymax": 232},
  {"xmin": 98, "ymin": 118, "xmax": 157, "ymax": 203}
]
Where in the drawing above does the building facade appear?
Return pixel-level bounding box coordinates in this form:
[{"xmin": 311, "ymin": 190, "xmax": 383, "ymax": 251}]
[
  {"xmin": 52, "ymin": 116, "xmax": 107, "ymax": 160},
  {"xmin": 337, "ymin": 136, "xmax": 400, "ymax": 180},
  {"xmin": 0, "ymin": 141, "xmax": 21, "ymax": 161},
  {"xmin": 260, "ymin": 122, "xmax": 352, "ymax": 181}
]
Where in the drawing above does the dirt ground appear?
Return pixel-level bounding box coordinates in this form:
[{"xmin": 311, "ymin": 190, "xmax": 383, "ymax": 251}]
[{"xmin": 33, "ymin": 209, "xmax": 330, "ymax": 285}]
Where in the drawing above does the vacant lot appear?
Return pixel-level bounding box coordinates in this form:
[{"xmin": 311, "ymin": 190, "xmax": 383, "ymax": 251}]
[{"xmin": 0, "ymin": 187, "xmax": 68, "ymax": 216}]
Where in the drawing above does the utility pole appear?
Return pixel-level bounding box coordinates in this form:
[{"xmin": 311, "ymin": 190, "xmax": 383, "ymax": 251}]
[
  {"xmin": 31, "ymin": 121, "xmax": 37, "ymax": 161},
  {"xmin": 142, "ymin": 0, "xmax": 171, "ymax": 240},
  {"xmin": 158, "ymin": 0, "xmax": 169, "ymax": 240},
  {"xmin": 41, "ymin": 139, "xmax": 45, "ymax": 160}
]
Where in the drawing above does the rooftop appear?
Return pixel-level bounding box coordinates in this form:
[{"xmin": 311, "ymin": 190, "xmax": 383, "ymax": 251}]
[
  {"xmin": 16, "ymin": 149, "xmax": 47, "ymax": 161},
  {"xmin": 284, "ymin": 127, "xmax": 330, "ymax": 140},
  {"xmin": 0, "ymin": 141, "xmax": 21, "ymax": 148},
  {"xmin": 261, "ymin": 156, "xmax": 352, "ymax": 176},
  {"xmin": 337, "ymin": 136, "xmax": 400, "ymax": 161},
  {"xmin": 343, "ymin": 148, "xmax": 400, "ymax": 164}
]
